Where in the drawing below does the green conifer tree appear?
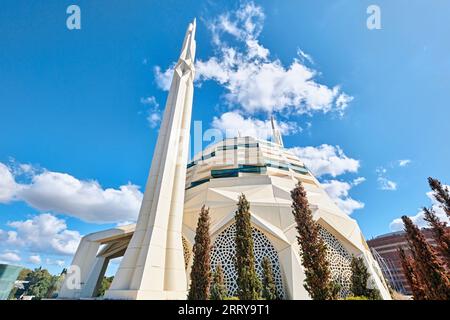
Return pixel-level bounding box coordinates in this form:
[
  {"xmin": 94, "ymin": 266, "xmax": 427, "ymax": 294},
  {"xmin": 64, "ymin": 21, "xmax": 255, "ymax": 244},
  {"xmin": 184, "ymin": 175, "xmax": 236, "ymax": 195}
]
[
  {"xmin": 261, "ymin": 257, "xmax": 277, "ymax": 300},
  {"xmin": 210, "ymin": 264, "xmax": 227, "ymax": 300},
  {"xmin": 188, "ymin": 205, "xmax": 212, "ymax": 300},
  {"xmin": 235, "ymin": 194, "xmax": 261, "ymax": 300},
  {"xmin": 350, "ymin": 256, "xmax": 381, "ymax": 300}
]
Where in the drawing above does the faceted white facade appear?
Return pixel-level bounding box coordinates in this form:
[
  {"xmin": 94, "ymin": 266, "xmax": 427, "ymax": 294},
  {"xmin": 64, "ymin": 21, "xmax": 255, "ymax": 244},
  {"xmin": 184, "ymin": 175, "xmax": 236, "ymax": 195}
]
[
  {"xmin": 181, "ymin": 136, "xmax": 391, "ymax": 299},
  {"xmin": 59, "ymin": 136, "xmax": 392, "ymax": 300}
]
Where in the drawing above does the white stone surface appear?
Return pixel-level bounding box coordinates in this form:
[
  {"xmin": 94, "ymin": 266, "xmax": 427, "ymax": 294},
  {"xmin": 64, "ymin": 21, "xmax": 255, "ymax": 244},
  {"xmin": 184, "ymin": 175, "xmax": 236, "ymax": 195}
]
[{"xmin": 104, "ymin": 19, "xmax": 197, "ymax": 300}]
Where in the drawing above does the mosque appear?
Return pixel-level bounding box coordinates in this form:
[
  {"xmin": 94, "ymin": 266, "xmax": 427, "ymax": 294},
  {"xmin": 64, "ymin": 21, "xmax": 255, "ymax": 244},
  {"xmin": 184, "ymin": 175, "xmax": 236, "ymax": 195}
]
[{"xmin": 58, "ymin": 19, "xmax": 391, "ymax": 300}]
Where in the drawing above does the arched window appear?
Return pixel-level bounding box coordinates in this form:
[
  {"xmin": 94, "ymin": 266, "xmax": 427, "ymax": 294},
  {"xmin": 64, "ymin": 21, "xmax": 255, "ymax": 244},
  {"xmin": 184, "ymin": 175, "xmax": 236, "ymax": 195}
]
[
  {"xmin": 318, "ymin": 226, "xmax": 353, "ymax": 297},
  {"xmin": 210, "ymin": 223, "xmax": 285, "ymax": 298}
]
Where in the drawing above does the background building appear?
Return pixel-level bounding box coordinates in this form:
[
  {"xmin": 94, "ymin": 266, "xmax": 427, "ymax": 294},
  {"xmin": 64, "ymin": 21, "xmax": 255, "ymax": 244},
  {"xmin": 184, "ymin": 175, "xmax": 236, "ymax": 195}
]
[
  {"xmin": 0, "ymin": 264, "xmax": 22, "ymax": 300},
  {"xmin": 367, "ymin": 227, "xmax": 450, "ymax": 295}
]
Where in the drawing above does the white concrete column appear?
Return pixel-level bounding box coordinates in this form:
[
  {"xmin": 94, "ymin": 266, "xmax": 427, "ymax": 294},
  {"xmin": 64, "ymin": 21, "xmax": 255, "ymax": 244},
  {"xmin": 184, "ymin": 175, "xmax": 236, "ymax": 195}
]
[
  {"xmin": 105, "ymin": 19, "xmax": 196, "ymax": 300},
  {"xmin": 58, "ymin": 237, "xmax": 101, "ymax": 299},
  {"xmin": 80, "ymin": 256, "xmax": 109, "ymax": 298}
]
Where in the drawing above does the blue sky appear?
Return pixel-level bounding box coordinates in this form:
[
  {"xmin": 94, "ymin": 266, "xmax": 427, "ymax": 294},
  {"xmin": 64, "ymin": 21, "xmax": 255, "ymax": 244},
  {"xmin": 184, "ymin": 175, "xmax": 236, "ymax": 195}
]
[{"xmin": 1, "ymin": 0, "xmax": 449, "ymax": 275}]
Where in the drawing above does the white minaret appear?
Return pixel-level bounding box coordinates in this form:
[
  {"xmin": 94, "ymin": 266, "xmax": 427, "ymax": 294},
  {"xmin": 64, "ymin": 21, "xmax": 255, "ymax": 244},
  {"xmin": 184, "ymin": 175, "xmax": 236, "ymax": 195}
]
[
  {"xmin": 271, "ymin": 116, "xmax": 284, "ymax": 147},
  {"xmin": 105, "ymin": 19, "xmax": 196, "ymax": 300}
]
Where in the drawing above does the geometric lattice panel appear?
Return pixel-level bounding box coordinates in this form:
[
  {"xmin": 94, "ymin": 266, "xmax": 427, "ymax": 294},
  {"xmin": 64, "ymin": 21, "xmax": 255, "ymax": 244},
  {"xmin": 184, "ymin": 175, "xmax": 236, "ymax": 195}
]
[
  {"xmin": 210, "ymin": 223, "xmax": 285, "ymax": 299},
  {"xmin": 318, "ymin": 226, "xmax": 353, "ymax": 298},
  {"xmin": 182, "ymin": 236, "xmax": 191, "ymax": 270}
]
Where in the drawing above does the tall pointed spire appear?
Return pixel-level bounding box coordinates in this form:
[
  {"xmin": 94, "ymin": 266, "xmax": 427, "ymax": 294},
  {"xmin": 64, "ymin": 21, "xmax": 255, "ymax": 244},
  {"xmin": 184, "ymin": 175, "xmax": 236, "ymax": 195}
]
[
  {"xmin": 271, "ymin": 116, "xmax": 284, "ymax": 147},
  {"xmin": 105, "ymin": 19, "xmax": 197, "ymax": 300}
]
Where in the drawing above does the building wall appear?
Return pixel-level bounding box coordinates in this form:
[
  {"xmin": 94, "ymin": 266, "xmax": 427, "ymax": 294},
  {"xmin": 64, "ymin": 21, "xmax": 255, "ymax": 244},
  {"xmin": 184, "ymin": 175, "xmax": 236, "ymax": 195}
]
[
  {"xmin": 0, "ymin": 264, "xmax": 22, "ymax": 300},
  {"xmin": 367, "ymin": 228, "xmax": 450, "ymax": 295},
  {"xmin": 183, "ymin": 137, "xmax": 391, "ymax": 299},
  {"xmin": 61, "ymin": 137, "xmax": 392, "ymax": 300}
]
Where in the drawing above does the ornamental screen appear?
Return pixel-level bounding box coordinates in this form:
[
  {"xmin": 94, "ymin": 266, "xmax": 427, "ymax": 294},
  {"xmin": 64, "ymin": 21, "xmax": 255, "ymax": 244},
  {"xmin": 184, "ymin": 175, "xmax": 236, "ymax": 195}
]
[
  {"xmin": 318, "ymin": 226, "xmax": 353, "ymax": 298},
  {"xmin": 182, "ymin": 236, "xmax": 191, "ymax": 270},
  {"xmin": 210, "ymin": 224, "xmax": 285, "ymax": 299}
]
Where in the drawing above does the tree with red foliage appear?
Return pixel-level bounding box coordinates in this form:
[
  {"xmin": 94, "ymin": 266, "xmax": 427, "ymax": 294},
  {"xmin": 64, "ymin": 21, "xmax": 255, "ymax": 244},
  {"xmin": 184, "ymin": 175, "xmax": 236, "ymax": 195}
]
[
  {"xmin": 401, "ymin": 215, "xmax": 450, "ymax": 300},
  {"xmin": 423, "ymin": 207, "xmax": 450, "ymax": 266},
  {"xmin": 428, "ymin": 177, "xmax": 450, "ymax": 217},
  {"xmin": 398, "ymin": 247, "xmax": 427, "ymax": 300}
]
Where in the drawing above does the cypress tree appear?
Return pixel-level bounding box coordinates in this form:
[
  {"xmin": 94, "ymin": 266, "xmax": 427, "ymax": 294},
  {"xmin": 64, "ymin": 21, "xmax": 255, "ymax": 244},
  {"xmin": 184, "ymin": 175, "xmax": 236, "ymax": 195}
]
[
  {"xmin": 401, "ymin": 215, "xmax": 450, "ymax": 300},
  {"xmin": 188, "ymin": 205, "xmax": 212, "ymax": 300},
  {"xmin": 428, "ymin": 177, "xmax": 450, "ymax": 217},
  {"xmin": 261, "ymin": 257, "xmax": 277, "ymax": 300},
  {"xmin": 350, "ymin": 256, "xmax": 381, "ymax": 299},
  {"xmin": 291, "ymin": 182, "xmax": 335, "ymax": 300},
  {"xmin": 235, "ymin": 194, "xmax": 261, "ymax": 300},
  {"xmin": 210, "ymin": 264, "xmax": 227, "ymax": 300},
  {"xmin": 398, "ymin": 248, "xmax": 428, "ymax": 300},
  {"xmin": 423, "ymin": 207, "xmax": 450, "ymax": 266}
]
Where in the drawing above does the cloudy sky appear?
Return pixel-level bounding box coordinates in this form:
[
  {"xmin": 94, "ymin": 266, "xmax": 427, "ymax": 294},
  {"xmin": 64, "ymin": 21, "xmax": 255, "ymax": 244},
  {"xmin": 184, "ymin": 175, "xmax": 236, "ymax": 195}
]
[{"xmin": 1, "ymin": 0, "xmax": 449, "ymax": 274}]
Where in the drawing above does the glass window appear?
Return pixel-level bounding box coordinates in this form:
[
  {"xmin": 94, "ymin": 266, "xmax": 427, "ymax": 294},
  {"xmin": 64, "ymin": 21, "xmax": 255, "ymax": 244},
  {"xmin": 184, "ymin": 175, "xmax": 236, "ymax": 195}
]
[
  {"xmin": 187, "ymin": 161, "xmax": 196, "ymax": 169},
  {"xmin": 187, "ymin": 178, "xmax": 210, "ymax": 189}
]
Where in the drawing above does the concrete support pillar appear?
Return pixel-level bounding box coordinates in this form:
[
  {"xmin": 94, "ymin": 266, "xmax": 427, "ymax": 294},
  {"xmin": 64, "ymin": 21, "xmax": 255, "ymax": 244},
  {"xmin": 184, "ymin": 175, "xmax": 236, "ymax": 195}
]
[
  {"xmin": 105, "ymin": 19, "xmax": 197, "ymax": 300},
  {"xmin": 59, "ymin": 237, "xmax": 101, "ymax": 299},
  {"xmin": 80, "ymin": 256, "xmax": 109, "ymax": 298}
]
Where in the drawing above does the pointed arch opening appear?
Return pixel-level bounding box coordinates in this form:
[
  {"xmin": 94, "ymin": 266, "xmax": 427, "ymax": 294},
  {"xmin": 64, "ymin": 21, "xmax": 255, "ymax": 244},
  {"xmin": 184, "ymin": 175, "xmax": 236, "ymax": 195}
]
[{"xmin": 210, "ymin": 223, "xmax": 285, "ymax": 299}]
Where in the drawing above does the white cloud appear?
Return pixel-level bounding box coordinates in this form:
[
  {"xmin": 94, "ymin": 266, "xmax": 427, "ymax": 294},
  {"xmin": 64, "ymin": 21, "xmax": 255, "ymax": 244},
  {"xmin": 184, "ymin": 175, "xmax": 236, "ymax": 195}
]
[
  {"xmin": 141, "ymin": 96, "xmax": 161, "ymax": 129},
  {"xmin": 426, "ymin": 185, "xmax": 450, "ymax": 206},
  {"xmin": 147, "ymin": 112, "xmax": 161, "ymax": 129},
  {"xmin": 389, "ymin": 184, "xmax": 450, "ymax": 231},
  {"xmin": 0, "ymin": 251, "xmax": 21, "ymax": 264},
  {"xmin": 28, "ymin": 255, "xmax": 42, "ymax": 264},
  {"xmin": 352, "ymin": 177, "xmax": 366, "ymax": 186},
  {"xmin": 389, "ymin": 207, "xmax": 449, "ymax": 232},
  {"xmin": 154, "ymin": 65, "xmax": 175, "ymax": 91},
  {"xmin": 376, "ymin": 167, "xmax": 397, "ymax": 191},
  {"xmin": 195, "ymin": 49, "xmax": 351, "ymax": 115},
  {"xmin": 140, "ymin": 96, "xmax": 158, "ymax": 106},
  {"xmin": 289, "ymin": 144, "xmax": 359, "ymax": 177},
  {"xmin": 322, "ymin": 179, "xmax": 365, "ymax": 215},
  {"xmin": 378, "ymin": 177, "xmax": 397, "ymax": 191},
  {"xmin": 0, "ymin": 161, "xmax": 143, "ymax": 224},
  {"xmin": 211, "ymin": 111, "xmax": 298, "ymax": 140},
  {"xmin": 297, "ymin": 49, "xmax": 314, "ymax": 64},
  {"xmin": 398, "ymin": 159, "xmax": 411, "ymax": 167},
  {"xmin": 155, "ymin": 2, "xmax": 352, "ymax": 117},
  {"xmin": 5, "ymin": 213, "xmax": 81, "ymax": 256},
  {"xmin": 18, "ymin": 171, "xmax": 142, "ymax": 224},
  {"xmin": 0, "ymin": 163, "xmax": 19, "ymax": 203},
  {"xmin": 45, "ymin": 258, "xmax": 65, "ymax": 268}
]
